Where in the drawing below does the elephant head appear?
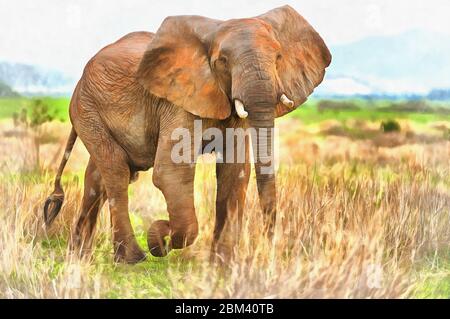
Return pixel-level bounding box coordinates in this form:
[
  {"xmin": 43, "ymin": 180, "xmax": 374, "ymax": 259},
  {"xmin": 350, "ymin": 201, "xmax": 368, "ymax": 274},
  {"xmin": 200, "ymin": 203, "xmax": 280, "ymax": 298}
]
[{"xmin": 137, "ymin": 5, "xmax": 331, "ymax": 229}]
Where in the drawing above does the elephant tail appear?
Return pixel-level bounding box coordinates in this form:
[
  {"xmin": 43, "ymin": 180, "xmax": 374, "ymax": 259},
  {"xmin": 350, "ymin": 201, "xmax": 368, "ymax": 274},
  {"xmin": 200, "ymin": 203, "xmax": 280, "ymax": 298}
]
[{"xmin": 43, "ymin": 127, "xmax": 78, "ymax": 227}]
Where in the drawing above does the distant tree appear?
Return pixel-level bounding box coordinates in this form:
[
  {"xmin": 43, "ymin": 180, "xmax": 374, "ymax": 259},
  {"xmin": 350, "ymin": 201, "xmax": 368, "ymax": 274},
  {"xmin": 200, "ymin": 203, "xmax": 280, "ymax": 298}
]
[
  {"xmin": 317, "ymin": 100, "xmax": 360, "ymax": 113},
  {"xmin": 13, "ymin": 99, "xmax": 58, "ymax": 169},
  {"xmin": 385, "ymin": 100, "xmax": 432, "ymax": 113}
]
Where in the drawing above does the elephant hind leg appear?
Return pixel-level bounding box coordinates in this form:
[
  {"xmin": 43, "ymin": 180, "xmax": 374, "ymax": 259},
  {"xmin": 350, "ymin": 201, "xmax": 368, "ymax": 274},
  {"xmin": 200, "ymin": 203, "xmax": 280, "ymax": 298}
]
[
  {"xmin": 99, "ymin": 153, "xmax": 146, "ymax": 264},
  {"xmin": 73, "ymin": 111, "xmax": 146, "ymax": 264},
  {"xmin": 71, "ymin": 157, "xmax": 106, "ymax": 258}
]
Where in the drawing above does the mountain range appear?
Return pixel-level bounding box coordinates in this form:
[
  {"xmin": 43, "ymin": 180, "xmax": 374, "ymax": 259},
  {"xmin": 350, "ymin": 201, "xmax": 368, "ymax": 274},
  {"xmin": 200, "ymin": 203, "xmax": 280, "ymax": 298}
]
[
  {"xmin": 316, "ymin": 29, "xmax": 450, "ymax": 97},
  {"xmin": 0, "ymin": 81, "xmax": 19, "ymax": 97},
  {"xmin": 0, "ymin": 61, "xmax": 74, "ymax": 96},
  {"xmin": 1, "ymin": 29, "xmax": 449, "ymax": 98}
]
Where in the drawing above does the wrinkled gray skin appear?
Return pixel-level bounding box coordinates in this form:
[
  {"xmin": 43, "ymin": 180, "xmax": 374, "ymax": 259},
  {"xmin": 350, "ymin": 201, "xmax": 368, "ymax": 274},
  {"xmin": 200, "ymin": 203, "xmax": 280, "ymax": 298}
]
[{"xmin": 43, "ymin": 6, "xmax": 331, "ymax": 263}]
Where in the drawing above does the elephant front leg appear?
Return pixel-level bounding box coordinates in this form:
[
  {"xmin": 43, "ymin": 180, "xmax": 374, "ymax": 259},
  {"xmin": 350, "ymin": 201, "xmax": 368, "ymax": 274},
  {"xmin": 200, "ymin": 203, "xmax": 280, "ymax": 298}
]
[
  {"xmin": 148, "ymin": 136, "xmax": 198, "ymax": 257},
  {"xmin": 212, "ymin": 135, "xmax": 250, "ymax": 261}
]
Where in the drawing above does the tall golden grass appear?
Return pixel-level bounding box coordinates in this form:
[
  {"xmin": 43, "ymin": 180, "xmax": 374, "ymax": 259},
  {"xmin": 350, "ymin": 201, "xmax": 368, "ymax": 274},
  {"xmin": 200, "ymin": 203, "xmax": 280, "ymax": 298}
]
[{"xmin": 0, "ymin": 119, "xmax": 449, "ymax": 298}]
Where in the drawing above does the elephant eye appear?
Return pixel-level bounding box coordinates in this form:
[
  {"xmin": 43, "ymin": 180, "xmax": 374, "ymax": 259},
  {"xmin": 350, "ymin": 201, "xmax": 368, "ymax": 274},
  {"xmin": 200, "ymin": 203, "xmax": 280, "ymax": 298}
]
[
  {"xmin": 214, "ymin": 55, "xmax": 229, "ymax": 71},
  {"xmin": 276, "ymin": 53, "xmax": 282, "ymax": 61},
  {"xmin": 218, "ymin": 55, "xmax": 228, "ymax": 65}
]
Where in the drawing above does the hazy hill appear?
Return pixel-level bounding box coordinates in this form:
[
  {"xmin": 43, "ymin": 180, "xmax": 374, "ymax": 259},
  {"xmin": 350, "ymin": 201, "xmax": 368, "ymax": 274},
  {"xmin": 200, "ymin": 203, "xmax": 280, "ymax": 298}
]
[
  {"xmin": 0, "ymin": 81, "xmax": 20, "ymax": 97},
  {"xmin": 317, "ymin": 30, "xmax": 450, "ymax": 97},
  {"xmin": 0, "ymin": 61, "xmax": 74, "ymax": 95}
]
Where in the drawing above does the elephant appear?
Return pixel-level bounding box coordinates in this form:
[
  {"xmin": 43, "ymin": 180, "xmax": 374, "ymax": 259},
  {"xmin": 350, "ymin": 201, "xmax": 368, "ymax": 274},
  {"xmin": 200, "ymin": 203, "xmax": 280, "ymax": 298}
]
[{"xmin": 43, "ymin": 5, "xmax": 331, "ymax": 264}]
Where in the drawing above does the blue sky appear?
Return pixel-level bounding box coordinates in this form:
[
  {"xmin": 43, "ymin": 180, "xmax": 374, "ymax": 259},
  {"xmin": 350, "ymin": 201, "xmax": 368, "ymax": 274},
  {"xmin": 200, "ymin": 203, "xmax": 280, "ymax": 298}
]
[{"xmin": 1, "ymin": 0, "xmax": 450, "ymax": 94}]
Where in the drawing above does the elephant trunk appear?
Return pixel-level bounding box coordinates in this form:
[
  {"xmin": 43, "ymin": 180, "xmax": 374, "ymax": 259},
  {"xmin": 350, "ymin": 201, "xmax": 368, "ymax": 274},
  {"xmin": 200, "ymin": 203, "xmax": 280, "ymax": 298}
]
[
  {"xmin": 247, "ymin": 103, "xmax": 276, "ymax": 234},
  {"xmin": 233, "ymin": 59, "xmax": 277, "ymax": 234}
]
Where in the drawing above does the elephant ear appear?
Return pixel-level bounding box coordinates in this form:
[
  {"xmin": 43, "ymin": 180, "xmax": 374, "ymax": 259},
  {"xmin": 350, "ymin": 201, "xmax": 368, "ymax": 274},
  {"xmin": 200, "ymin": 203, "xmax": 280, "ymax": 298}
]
[
  {"xmin": 258, "ymin": 5, "xmax": 331, "ymax": 117},
  {"xmin": 137, "ymin": 16, "xmax": 231, "ymax": 119}
]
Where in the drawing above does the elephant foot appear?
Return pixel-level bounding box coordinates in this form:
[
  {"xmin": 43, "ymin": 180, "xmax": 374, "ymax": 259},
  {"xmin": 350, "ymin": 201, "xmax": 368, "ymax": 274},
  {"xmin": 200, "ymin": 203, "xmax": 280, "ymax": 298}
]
[
  {"xmin": 147, "ymin": 220, "xmax": 171, "ymax": 257},
  {"xmin": 113, "ymin": 239, "xmax": 147, "ymax": 264}
]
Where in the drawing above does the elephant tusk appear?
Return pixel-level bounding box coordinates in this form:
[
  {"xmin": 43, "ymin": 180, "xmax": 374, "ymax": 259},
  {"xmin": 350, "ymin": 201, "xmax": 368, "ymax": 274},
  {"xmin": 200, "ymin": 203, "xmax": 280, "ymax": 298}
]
[
  {"xmin": 280, "ymin": 94, "xmax": 294, "ymax": 108},
  {"xmin": 234, "ymin": 99, "xmax": 248, "ymax": 119}
]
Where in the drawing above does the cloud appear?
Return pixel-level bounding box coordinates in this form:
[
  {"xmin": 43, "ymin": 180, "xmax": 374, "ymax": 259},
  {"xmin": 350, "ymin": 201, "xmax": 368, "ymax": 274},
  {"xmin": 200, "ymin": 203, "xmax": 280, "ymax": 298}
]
[
  {"xmin": 1, "ymin": 0, "xmax": 449, "ymax": 81},
  {"xmin": 317, "ymin": 77, "xmax": 373, "ymax": 96}
]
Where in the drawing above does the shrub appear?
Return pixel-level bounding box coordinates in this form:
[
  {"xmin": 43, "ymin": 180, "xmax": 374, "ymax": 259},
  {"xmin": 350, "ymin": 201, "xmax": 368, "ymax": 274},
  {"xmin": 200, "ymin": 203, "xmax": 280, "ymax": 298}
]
[
  {"xmin": 383, "ymin": 100, "xmax": 434, "ymax": 113},
  {"xmin": 380, "ymin": 120, "xmax": 401, "ymax": 133},
  {"xmin": 443, "ymin": 128, "xmax": 450, "ymax": 141},
  {"xmin": 13, "ymin": 99, "xmax": 59, "ymax": 169}
]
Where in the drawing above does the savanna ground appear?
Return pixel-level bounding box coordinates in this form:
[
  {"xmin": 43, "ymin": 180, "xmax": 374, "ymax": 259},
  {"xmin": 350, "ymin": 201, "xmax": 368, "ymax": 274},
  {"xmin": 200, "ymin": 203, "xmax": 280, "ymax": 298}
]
[{"xmin": 0, "ymin": 97, "xmax": 449, "ymax": 298}]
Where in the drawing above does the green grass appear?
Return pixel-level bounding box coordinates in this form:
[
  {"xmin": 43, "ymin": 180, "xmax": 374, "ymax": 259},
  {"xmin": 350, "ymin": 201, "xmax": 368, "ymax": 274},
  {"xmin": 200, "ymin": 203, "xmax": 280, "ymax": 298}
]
[
  {"xmin": 2, "ymin": 97, "xmax": 450, "ymax": 124},
  {"xmin": 39, "ymin": 213, "xmax": 194, "ymax": 298},
  {"xmin": 413, "ymin": 252, "xmax": 450, "ymax": 298},
  {"xmin": 1, "ymin": 96, "xmax": 449, "ymax": 298},
  {"xmin": 37, "ymin": 212, "xmax": 449, "ymax": 298},
  {"xmin": 0, "ymin": 97, "xmax": 70, "ymax": 121},
  {"xmin": 289, "ymin": 98, "xmax": 450, "ymax": 124}
]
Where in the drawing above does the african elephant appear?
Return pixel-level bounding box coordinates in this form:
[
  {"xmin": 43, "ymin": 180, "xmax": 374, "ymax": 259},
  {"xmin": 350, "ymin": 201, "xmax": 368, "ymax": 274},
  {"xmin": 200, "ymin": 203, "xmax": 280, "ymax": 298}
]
[{"xmin": 43, "ymin": 5, "xmax": 331, "ymax": 264}]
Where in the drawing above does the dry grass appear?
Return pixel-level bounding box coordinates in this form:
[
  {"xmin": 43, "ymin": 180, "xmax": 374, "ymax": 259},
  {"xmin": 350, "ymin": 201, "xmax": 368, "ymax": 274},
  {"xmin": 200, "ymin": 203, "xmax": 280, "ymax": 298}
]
[{"xmin": 0, "ymin": 118, "xmax": 449, "ymax": 298}]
